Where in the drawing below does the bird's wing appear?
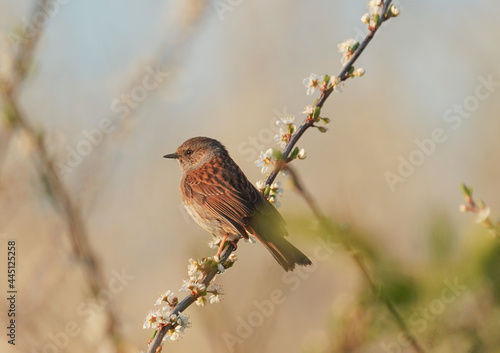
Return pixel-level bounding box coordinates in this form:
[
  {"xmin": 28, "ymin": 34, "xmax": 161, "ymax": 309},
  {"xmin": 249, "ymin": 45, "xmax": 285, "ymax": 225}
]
[
  {"xmin": 183, "ymin": 163, "xmax": 260, "ymax": 237},
  {"xmin": 183, "ymin": 160, "xmax": 308, "ymax": 271}
]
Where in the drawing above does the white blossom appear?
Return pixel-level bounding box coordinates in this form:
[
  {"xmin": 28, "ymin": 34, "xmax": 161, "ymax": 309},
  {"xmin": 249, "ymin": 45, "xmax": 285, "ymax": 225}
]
[
  {"xmin": 390, "ymin": 5, "xmax": 400, "ymax": 16},
  {"xmin": 155, "ymin": 290, "xmax": 175, "ymax": 306},
  {"xmin": 270, "ymin": 181, "xmax": 283, "ymax": 196},
  {"xmin": 207, "ymin": 284, "xmax": 223, "ymax": 304},
  {"xmin": 355, "ymin": 68, "xmax": 365, "ymax": 77},
  {"xmin": 228, "ymin": 254, "xmax": 238, "ymax": 263},
  {"xmin": 330, "ymin": 75, "xmax": 341, "ymax": 86},
  {"xmin": 330, "ymin": 75, "xmax": 344, "ymax": 92},
  {"xmin": 276, "ymin": 115, "xmax": 295, "ymax": 126},
  {"xmin": 337, "ymin": 38, "xmax": 357, "ymax": 55},
  {"xmin": 268, "ymin": 181, "xmax": 283, "ymax": 208},
  {"xmin": 303, "ymin": 105, "xmax": 314, "ymax": 115},
  {"xmin": 180, "ymin": 280, "xmax": 205, "ymax": 293},
  {"xmin": 217, "ymin": 263, "xmax": 226, "ymax": 274},
  {"xmin": 208, "ymin": 235, "xmax": 220, "ymax": 249},
  {"xmin": 187, "ymin": 258, "xmax": 199, "ymax": 274},
  {"xmin": 143, "ymin": 309, "xmax": 162, "ymax": 329},
  {"xmin": 255, "ymin": 148, "xmax": 274, "ymax": 174},
  {"xmin": 177, "ymin": 313, "xmax": 190, "ymax": 329},
  {"xmin": 275, "ymin": 116, "xmax": 296, "ymax": 149},
  {"xmin": 274, "ymin": 132, "xmax": 287, "ymax": 149},
  {"xmin": 367, "ymin": 0, "xmax": 382, "ymax": 14},
  {"xmin": 186, "ymin": 258, "xmax": 206, "ymax": 282},
  {"xmin": 164, "ymin": 328, "xmax": 180, "ymax": 341},
  {"xmin": 209, "ymin": 292, "xmax": 222, "ymax": 304},
  {"xmin": 365, "ymin": 0, "xmax": 383, "ymax": 28},
  {"xmin": 196, "ymin": 296, "xmax": 207, "ymax": 306},
  {"xmin": 338, "ymin": 39, "xmax": 358, "ymax": 66},
  {"xmin": 476, "ymin": 207, "xmax": 491, "ymax": 223},
  {"xmin": 303, "ymin": 73, "xmax": 320, "ymax": 95}
]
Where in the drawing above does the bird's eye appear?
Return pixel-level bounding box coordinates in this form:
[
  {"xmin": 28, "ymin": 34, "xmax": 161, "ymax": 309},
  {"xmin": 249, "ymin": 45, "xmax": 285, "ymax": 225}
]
[{"xmin": 185, "ymin": 149, "xmax": 193, "ymax": 156}]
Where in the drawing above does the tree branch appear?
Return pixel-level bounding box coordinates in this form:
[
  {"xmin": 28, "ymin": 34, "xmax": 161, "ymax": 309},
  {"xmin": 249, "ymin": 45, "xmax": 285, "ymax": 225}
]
[
  {"xmin": 265, "ymin": 0, "xmax": 394, "ymax": 189},
  {"xmin": 146, "ymin": 243, "xmax": 237, "ymax": 353},
  {"xmin": 145, "ymin": 2, "xmax": 406, "ymax": 352},
  {"xmin": 285, "ymin": 165, "xmax": 425, "ymax": 353},
  {"xmin": 261, "ymin": 1, "xmax": 425, "ymax": 350}
]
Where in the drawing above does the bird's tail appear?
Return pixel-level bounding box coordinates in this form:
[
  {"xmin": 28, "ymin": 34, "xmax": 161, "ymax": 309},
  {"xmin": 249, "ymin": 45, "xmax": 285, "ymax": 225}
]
[{"xmin": 256, "ymin": 235, "xmax": 312, "ymax": 272}]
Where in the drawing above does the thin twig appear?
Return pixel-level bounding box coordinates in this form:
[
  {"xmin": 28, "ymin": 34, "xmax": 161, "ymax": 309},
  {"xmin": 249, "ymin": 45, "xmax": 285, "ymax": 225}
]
[
  {"xmin": 265, "ymin": 0, "xmax": 394, "ymax": 189},
  {"xmin": 0, "ymin": 131, "xmax": 12, "ymax": 175},
  {"xmin": 285, "ymin": 165, "xmax": 425, "ymax": 353},
  {"xmin": 147, "ymin": 2, "xmax": 401, "ymax": 352},
  {"xmin": 146, "ymin": 243, "xmax": 237, "ymax": 353},
  {"xmin": 459, "ymin": 183, "xmax": 500, "ymax": 239}
]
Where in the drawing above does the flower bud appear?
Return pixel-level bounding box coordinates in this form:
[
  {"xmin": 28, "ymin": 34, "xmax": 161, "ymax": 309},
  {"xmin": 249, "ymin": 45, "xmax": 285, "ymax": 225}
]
[
  {"xmin": 390, "ymin": 5, "xmax": 400, "ymax": 17},
  {"xmin": 355, "ymin": 68, "xmax": 365, "ymax": 76}
]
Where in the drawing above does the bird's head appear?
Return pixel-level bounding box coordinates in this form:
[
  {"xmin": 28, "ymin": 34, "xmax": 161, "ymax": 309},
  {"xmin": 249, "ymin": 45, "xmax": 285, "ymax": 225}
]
[{"xmin": 163, "ymin": 136, "xmax": 228, "ymax": 172}]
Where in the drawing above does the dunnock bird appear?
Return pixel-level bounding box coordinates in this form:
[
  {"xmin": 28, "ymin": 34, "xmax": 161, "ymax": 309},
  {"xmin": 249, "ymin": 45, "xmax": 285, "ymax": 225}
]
[{"xmin": 164, "ymin": 136, "xmax": 311, "ymax": 271}]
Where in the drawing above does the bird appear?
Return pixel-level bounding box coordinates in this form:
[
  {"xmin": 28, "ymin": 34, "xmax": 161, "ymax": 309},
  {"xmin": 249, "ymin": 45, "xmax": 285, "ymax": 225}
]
[{"xmin": 163, "ymin": 136, "xmax": 312, "ymax": 271}]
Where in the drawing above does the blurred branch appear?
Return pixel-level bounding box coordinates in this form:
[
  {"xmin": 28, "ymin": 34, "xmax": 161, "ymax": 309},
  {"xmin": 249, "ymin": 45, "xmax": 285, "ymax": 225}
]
[
  {"xmin": 460, "ymin": 183, "xmax": 500, "ymax": 238},
  {"xmin": 256, "ymin": 3, "xmax": 424, "ymax": 347},
  {"xmin": 145, "ymin": 243, "xmax": 237, "ymax": 353},
  {"xmin": 0, "ymin": 0, "xmax": 47, "ymax": 172},
  {"xmin": 0, "ymin": 130, "xmax": 12, "ymax": 175},
  {"xmin": 285, "ymin": 165, "xmax": 425, "ymax": 353},
  {"xmin": 2, "ymin": 0, "xmax": 125, "ymax": 350}
]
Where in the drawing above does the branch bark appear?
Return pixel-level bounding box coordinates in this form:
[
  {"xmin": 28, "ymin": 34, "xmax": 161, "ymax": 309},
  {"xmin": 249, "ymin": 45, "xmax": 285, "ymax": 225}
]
[
  {"xmin": 146, "ymin": 2, "xmax": 420, "ymax": 352},
  {"xmin": 265, "ymin": 0, "xmax": 394, "ymax": 189},
  {"xmin": 146, "ymin": 243, "xmax": 237, "ymax": 353}
]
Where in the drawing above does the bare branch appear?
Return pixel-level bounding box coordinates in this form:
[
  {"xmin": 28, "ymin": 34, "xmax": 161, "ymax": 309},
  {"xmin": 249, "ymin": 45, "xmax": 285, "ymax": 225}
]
[{"xmin": 285, "ymin": 165, "xmax": 425, "ymax": 353}]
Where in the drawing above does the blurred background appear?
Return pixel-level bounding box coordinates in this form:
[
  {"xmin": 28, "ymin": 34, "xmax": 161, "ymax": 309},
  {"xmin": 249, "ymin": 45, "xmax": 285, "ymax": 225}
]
[{"xmin": 1, "ymin": 0, "xmax": 500, "ymax": 352}]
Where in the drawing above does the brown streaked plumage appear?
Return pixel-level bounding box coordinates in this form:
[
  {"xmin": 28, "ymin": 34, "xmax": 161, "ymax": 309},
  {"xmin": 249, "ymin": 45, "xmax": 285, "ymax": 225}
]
[{"xmin": 164, "ymin": 136, "xmax": 311, "ymax": 271}]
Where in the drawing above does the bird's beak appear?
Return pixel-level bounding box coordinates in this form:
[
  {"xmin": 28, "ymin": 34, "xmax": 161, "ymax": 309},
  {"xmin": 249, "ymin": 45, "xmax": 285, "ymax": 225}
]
[{"xmin": 163, "ymin": 153, "xmax": 179, "ymax": 159}]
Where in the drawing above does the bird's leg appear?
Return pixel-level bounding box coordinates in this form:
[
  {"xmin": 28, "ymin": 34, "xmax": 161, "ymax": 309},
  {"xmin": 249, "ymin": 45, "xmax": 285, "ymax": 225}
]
[
  {"xmin": 215, "ymin": 235, "xmax": 228, "ymax": 258},
  {"xmin": 215, "ymin": 236, "xmax": 239, "ymax": 258},
  {"xmin": 228, "ymin": 239, "xmax": 238, "ymax": 250}
]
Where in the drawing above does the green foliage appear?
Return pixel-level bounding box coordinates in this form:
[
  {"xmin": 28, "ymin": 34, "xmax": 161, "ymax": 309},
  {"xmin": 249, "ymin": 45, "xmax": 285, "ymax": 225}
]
[
  {"xmin": 289, "ymin": 146, "xmax": 300, "ymax": 160},
  {"xmin": 461, "ymin": 183, "xmax": 473, "ymax": 198},
  {"xmin": 381, "ymin": 272, "xmax": 418, "ymax": 307},
  {"xmin": 480, "ymin": 241, "xmax": 500, "ymax": 304}
]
